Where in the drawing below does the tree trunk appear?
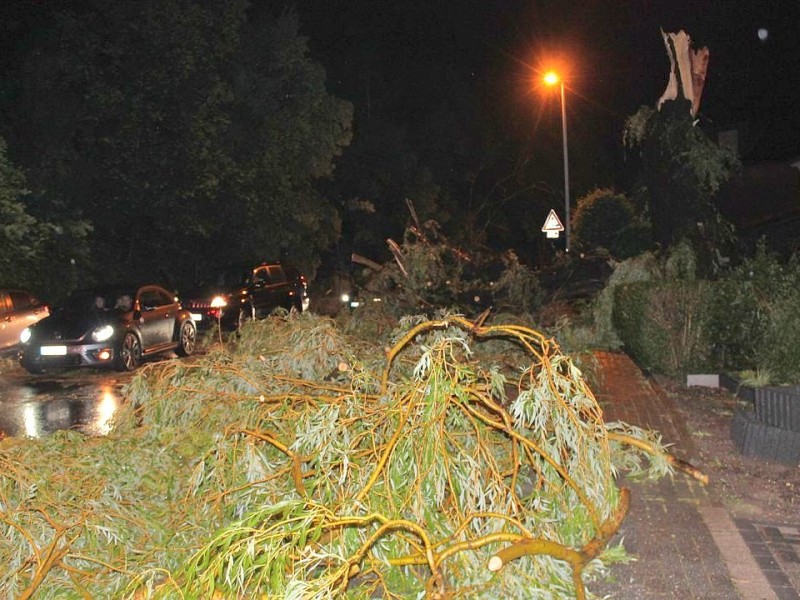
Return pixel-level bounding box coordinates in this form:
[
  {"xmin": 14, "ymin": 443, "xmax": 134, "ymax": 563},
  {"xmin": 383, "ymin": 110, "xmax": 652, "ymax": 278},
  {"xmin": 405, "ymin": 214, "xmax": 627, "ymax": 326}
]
[{"xmin": 657, "ymin": 30, "xmax": 709, "ymax": 117}]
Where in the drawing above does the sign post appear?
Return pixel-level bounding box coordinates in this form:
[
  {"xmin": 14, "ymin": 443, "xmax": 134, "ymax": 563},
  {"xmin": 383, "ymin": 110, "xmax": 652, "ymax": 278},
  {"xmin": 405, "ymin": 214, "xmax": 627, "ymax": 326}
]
[{"xmin": 541, "ymin": 209, "xmax": 565, "ymax": 240}]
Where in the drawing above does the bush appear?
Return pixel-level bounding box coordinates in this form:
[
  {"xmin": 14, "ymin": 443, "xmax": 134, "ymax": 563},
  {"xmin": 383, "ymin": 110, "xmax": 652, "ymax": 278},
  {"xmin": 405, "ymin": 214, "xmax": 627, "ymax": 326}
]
[
  {"xmin": 491, "ymin": 250, "xmax": 541, "ymax": 314},
  {"xmin": 611, "ymin": 222, "xmax": 654, "ymax": 259},
  {"xmin": 572, "ymin": 188, "xmax": 637, "ymax": 257},
  {"xmin": 612, "ymin": 280, "xmax": 713, "ymax": 377},
  {"xmin": 612, "ymin": 282, "xmax": 666, "ymax": 372},
  {"xmin": 568, "ymin": 251, "xmax": 659, "ymax": 351},
  {"xmin": 763, "ymin": 299, "xmax": 800, "ymax": 382},
  {"xmin": 607, "ymin": 243, "xmax": 713, "ymax": 376},
  {"xmin": 597, "ymin": 241, "xmax": 800, "ymax": 382},
  {"xmin": 709, "ymin": 244, "xmax": 800, "ymax": 382}
]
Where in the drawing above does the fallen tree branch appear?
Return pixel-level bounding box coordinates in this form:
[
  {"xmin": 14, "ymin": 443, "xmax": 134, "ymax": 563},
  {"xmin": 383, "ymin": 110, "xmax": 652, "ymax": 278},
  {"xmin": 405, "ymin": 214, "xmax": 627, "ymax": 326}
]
[{"xmin": 351, "ymin": 253, "xmax": 384, "ymax": 272}]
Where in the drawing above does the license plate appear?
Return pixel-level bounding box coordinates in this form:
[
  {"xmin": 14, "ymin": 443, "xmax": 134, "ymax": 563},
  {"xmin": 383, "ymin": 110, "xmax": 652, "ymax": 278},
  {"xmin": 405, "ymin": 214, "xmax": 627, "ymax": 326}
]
[
  {"xmin": 41, "ymin": 345, "xmax": 67, "ymax": 356},
  {"xmin": 190, "ymin": 313, "xmax": 203, "ymax": 322}
]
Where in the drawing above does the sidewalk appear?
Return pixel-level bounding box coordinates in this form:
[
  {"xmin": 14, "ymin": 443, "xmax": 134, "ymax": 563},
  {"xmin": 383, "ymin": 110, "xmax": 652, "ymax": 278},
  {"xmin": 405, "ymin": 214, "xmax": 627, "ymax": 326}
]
[{"xmin": 591, "ymin": 351, "xmax": 800, "ymax": 600}]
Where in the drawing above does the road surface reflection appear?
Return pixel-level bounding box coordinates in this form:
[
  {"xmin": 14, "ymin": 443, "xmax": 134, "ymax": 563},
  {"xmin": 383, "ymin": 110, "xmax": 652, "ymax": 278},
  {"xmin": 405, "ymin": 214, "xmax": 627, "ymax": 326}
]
[{"xmin": 0, "ymin": 370, "xmax": 129, "ymax": 438}]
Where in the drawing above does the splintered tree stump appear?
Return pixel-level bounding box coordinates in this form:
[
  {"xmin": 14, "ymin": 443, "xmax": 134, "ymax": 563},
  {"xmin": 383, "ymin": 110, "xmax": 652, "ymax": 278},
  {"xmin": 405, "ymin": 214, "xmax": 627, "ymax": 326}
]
[{"xmin": 657, "ymin": 29, "xmax": 709, "ymax": 117}]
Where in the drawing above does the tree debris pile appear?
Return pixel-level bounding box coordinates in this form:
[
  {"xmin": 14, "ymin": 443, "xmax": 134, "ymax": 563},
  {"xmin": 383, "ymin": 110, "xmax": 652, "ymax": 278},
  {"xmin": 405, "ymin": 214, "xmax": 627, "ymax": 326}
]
[
  {"xmin": 0, "ymin": 312, "xmax": 698, "ymax": 599},
  {"xmin": 349, "ymin": 205, "xmax": 542, "ymax": 318}
]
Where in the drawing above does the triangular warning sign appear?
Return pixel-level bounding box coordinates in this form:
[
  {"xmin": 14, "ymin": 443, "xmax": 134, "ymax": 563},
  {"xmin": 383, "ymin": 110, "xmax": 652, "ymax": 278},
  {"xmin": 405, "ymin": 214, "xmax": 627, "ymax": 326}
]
[{"xmin": 541, "ymin": 209, "xmax": 564, "ymax": 232}]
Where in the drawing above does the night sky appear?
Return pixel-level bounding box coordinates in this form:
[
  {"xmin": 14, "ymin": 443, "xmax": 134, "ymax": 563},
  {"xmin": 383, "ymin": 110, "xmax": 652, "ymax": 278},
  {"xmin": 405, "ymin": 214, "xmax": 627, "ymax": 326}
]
[
  {"xmin": 3, "ymin": 0, "xmax": 799, "ymax": 222},
  {"xmin": 298, "ymin": 0, "xmax": 800, "ymax": 162},
  {"xmin": 4, "ymin": 0, "xmax": 799, "ymax": 163}
]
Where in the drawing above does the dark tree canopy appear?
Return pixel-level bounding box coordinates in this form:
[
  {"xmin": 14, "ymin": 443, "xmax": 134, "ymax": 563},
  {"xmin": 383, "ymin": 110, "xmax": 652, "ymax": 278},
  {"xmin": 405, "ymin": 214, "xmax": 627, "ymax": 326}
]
[
  {"xmin": 624, "ymin": 100, "xmax": 739, "ymax": 267},
  {"xmin": 0, "ymin": 138, "xmax": 91, "ymax": 295},
  {"xmin": 572, "ymin": 188, "xmax": 634, "ymax": 255},
  {"xmin": 322, "ymin": 116, "xmax": 443, "ymax": 264},
  {"xmin": 2, "ymin": 1, "xmax": 352, "ymax": 287}
]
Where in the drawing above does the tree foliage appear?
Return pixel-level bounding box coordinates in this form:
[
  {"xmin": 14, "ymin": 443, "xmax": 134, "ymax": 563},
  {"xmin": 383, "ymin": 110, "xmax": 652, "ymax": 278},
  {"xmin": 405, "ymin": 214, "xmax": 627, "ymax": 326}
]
[
  {"xmin": 0, "ymin": 138, "xmax": 36, "ymax": 282},
  {"xmin": 572, "ymin": 188, "xmax": 636, "ymax": 256},
  {"xmin": 0, "ymin": 138, "xmax": 91, "ymax": 294},
  {"xmin": 623, "ymin": 101, "xmax": 739, "ymax": 271},
  {"xmin": 321, "ymin": 117, "xmax": 442, "ymax": 264},
  {"xmin": 0, "ymin": 312, "xmax": 703, "ymax": 598},
  {"xmin": 3, "ymin": 1, "xmax": 352, "ymax": 285},
  {"xmin": 709, "ymin": 242, "xmax": 800, "ymax": 382}
]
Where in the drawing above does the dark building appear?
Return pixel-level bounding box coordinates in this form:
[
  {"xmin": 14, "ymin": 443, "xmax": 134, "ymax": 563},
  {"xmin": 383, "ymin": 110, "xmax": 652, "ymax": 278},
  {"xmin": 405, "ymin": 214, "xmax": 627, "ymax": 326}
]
[{"xmin": 714, "ymin": 123, "xmax": 800, "ymax": 256}]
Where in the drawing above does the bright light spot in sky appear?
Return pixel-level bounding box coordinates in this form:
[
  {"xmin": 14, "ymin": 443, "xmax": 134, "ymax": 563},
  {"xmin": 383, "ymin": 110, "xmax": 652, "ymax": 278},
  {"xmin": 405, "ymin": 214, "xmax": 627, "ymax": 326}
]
[{"xmin": 757, "ymin": 28, "xmax": 769, "ymax": 42}]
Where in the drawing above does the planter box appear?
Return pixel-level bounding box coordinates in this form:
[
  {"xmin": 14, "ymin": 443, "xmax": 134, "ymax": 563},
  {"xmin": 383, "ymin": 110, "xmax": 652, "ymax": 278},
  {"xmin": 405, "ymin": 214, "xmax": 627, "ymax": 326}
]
[
  {"xmin": 730, "ymin": 409, "xmax": 800, "ymax": 465},
  {"xmin": 719, "ymin": 372, "xmax": 756, "ymax": 402},
  {"xmin": 719, "ymin": 374, "xmax": 800, "ymax": 432},
  {"xmin": 686, "ymin": 374, "xmax": 720, "ymax": 388}
]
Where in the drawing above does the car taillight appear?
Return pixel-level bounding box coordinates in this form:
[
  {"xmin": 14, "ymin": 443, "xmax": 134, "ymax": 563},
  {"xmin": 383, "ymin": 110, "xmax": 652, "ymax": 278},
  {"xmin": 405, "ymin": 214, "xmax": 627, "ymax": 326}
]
[{"xmin": 185, "ymin": 300, "xmax": 210, "ymax": 309}]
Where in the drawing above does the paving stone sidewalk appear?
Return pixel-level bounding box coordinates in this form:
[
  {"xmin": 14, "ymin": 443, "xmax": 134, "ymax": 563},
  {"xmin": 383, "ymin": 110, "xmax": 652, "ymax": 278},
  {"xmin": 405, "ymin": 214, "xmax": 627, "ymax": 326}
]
[{"xmin": 591, "ymin": 351, "xmax": 799, "ymax": 600}]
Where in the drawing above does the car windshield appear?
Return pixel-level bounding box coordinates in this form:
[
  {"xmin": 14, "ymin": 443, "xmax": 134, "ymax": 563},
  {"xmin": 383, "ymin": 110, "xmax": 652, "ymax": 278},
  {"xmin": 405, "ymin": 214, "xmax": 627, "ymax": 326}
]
[
  {"xmin": 197, "ymin": 268, "xmax": 250, "ymax": 289},
  {"xmin": 65, "ymin": 289, "xmax": 135, "ymax": 312}
]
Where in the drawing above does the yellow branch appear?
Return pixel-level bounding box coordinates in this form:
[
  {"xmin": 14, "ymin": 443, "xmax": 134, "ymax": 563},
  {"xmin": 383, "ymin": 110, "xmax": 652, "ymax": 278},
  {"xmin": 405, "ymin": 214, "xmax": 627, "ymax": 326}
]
[
  {"xmin": 607, "ymin": 431, "xmax": 708, "ymax": 485},
  {"xmin": 460, "ymin": 400, "xmax": 602, "ymax": 529},
  {"xmin": 579, "ymin": 487, "xmax": 630, "ymax": 562},
  {"xmin": 322, "ymin": 513, "xmax": 441, "ymax": 588},
  {"xmin": 355, "ymin": 390, "xmax": 417, "ymax": 503},
  {"xmin": 487, "ymin": 488, "xmax": 631, "ymax": 600},
  {"xmin": 18, "ymin": 524, "xmax": 75, "ymax": 600},
  {"xmin": 237, "ymin": 428, "xmax": 310, "ymax": 496},
  {"xmin": 390, "ymin": 532, "xmax": 524, "ymax": 567},
  {"xmin": 381, "ymin": 320, "xmax": 450, "ymax": 394}
]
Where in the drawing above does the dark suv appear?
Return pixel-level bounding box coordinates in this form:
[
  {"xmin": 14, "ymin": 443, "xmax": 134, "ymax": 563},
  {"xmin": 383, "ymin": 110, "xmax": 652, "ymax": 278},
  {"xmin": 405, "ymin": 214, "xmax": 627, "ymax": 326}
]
[{"xmin": 182, "ymin": 261, "xmax": 308, "ymax": 329}]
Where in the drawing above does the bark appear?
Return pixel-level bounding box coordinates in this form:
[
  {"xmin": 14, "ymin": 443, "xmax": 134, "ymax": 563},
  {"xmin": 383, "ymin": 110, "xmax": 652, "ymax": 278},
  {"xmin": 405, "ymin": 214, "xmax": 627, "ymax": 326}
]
[
  {"xmin": 351, "ymin": 253, "xmax": 384, "ymax": 272},
  {"xmin": 657, "ymin": 30, "xmax": 709, "ymax": 117}
]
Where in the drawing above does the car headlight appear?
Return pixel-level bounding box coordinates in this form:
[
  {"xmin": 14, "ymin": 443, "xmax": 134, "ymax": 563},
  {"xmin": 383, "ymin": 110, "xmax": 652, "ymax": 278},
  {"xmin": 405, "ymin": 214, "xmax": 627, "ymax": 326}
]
[
  {"xmin": 20, "ymin": 328, "xmax": 32, "ymax": 344},
  {"xmin": 210, "ymin": 295, "xmax": 228, "ymax": 308},
  {"xmin": 92, "ymin": 324, "xmax": 115, "ymax": 342}
]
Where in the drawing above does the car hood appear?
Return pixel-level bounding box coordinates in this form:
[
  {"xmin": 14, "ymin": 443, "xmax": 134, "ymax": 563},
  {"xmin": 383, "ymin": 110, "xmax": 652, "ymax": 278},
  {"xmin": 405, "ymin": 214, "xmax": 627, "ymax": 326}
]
[{"xmin": 31, "ymin": 309, "xmax": 125, "ymax": 342}]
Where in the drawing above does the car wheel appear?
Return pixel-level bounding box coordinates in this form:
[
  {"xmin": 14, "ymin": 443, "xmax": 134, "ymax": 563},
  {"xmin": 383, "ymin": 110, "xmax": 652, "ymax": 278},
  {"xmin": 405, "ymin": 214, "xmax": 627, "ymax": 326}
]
[
  {"xmin": 176, "ymin": 320, "xmax": 196, "ymax": 357},
  {"xmin": 115, "ymin": 332, "xmax": 142, "ymax": 371}
]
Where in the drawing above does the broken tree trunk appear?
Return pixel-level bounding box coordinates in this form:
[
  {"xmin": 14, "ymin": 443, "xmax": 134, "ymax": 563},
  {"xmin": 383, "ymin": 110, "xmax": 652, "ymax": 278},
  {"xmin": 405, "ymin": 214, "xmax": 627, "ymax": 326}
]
[{"xmin": 657, "ymin": 29, "xmax": 710, "ymax": 117}]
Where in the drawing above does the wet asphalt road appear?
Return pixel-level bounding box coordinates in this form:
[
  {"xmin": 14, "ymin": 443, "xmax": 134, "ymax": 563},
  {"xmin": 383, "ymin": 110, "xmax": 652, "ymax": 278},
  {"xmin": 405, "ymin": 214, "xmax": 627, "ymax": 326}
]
[
  {"xmin": 0, "ymin": 360, "xmax": 132, "ymax": 438},
  {"xmin": 0, "ymin": 350, "xmax": 194, "ymax": 438}
]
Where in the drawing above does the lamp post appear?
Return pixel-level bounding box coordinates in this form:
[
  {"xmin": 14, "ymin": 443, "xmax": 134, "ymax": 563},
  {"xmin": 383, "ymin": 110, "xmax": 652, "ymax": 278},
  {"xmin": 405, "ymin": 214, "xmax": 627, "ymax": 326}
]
[{"xmin": 543, "ymin": 70, "xmax": 570, "ymax": 252}]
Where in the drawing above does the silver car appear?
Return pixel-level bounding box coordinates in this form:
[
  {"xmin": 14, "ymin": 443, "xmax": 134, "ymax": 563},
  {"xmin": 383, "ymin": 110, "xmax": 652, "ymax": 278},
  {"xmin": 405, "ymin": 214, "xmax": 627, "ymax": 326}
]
[
  {"xmin": 0, "ymin": 290, "xmax": 50, "ymax": 354},
  {"xmin": 18, "ymin": 284, "xmax": 196, "ymax": 373}
]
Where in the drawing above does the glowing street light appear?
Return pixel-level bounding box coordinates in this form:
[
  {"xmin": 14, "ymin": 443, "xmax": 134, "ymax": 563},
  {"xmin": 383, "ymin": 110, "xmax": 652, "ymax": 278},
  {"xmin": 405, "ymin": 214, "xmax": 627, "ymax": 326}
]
[
  {"xmin": 543, "ymin": 69, "xmax": 570, "ymax": 252},
  {"xmin": 543, "ymin": 70, "xmax": 560, "ymax": 87}
]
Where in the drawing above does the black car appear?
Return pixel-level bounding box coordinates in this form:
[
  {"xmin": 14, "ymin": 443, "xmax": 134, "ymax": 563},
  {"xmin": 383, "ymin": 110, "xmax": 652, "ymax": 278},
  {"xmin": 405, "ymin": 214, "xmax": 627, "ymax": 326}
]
[
  {"xmin": 182, "ymin": 261, "xmax": 308, "ymax": 330},
  {"xmin": 18, "ymin": 284, "xmax": 196, "ymax": 373}
]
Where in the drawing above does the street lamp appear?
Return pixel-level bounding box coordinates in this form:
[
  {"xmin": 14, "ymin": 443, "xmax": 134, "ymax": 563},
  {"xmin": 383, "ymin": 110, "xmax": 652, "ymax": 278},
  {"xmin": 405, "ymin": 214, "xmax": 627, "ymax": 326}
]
[{"xmin": 543, "ymin": 70, "xmax": 570, "ymax": 252}]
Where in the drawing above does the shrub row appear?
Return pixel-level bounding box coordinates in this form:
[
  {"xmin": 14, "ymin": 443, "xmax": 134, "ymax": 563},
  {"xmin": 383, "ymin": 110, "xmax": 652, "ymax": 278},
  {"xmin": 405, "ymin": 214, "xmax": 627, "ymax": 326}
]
[
  {"xmin": 612, "ymin": 280, "xmax": 713, "ymax": 376},
  {"xmin": 610, "ymin": 246, "xmax": 800, "ymax": 382}
]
